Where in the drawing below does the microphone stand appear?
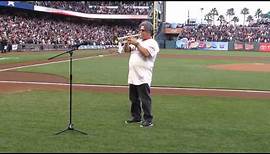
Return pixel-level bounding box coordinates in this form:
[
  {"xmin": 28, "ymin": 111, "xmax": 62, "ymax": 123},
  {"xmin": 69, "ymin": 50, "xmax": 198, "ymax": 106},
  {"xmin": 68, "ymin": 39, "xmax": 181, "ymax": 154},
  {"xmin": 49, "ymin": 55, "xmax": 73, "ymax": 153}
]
[{"xmin": 48, "ymin": 47, "xmax": 87, "ymax": 135}]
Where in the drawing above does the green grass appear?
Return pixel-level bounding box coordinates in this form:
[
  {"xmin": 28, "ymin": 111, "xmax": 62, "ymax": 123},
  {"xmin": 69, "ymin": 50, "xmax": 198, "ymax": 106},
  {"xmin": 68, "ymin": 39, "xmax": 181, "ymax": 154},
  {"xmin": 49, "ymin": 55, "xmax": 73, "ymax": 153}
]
[
  {"xmin": 153, "ymin": 58, "xmax": 270, "ymax": 90},
  {"xmin": 0, "ymin": 50, "xmax": 105, "ymax": 64},
  {"xmin": 16, "ymin": 50, "xmax": 270, "ymax": 90},
  {"xmin": 2, "ymin": 49, "xmax": 270, "ymax": 152},
  {"xmin": 2, "ymin": 49, "xmax": 270, "ymax": 65},
  {"xmin": 1, "ymin": 91, "xmax": 270, "ymax": 152}
]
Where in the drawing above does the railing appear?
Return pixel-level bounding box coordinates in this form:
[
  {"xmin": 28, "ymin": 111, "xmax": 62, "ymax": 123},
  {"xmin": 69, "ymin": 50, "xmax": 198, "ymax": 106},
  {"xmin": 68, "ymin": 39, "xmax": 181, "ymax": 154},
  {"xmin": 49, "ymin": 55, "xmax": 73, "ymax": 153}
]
[
  {"xmin": 15, "ymin": 44, "xmax": 68, "ymax": 51},
  {"xmin": 3, "ymin": 44, "xmax": 118, "ymax": 52}
]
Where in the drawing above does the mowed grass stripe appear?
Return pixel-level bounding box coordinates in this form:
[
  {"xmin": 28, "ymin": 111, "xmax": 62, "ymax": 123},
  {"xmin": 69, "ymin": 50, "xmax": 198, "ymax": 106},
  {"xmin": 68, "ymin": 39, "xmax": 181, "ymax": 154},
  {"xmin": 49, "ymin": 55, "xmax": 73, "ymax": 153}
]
[{"xmin": 0, "ymin": 91, "xmax": 270, "ymax": 152}]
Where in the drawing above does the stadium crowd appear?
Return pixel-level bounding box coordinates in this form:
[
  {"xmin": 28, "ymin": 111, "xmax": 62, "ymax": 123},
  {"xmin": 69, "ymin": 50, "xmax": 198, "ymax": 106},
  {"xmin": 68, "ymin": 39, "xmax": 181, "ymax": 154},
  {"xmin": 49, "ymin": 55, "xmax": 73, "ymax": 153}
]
[
  {"xmin": 0, "ymin": 9, "xmax": 139, "ymax": 49},
  {"xmin": 177, "ymin": 24, "xmax": 270, "ymax": 43},
  {"xmin": 28, "ymin": 1, "xmax": 151, "ymax": 15},
  {"xmin": 1, "ymin": 0, "xmax": 270, "ymax": 53},
  {"xmin": 1, "ymin": 10, "xmax": 269, "ymax": 53}
]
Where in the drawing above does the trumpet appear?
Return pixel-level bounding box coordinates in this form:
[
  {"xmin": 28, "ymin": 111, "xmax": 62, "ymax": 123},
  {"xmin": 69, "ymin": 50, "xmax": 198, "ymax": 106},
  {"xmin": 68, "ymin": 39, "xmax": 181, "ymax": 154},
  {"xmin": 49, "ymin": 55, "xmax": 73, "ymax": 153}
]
[{"xmin": 117, "ymin": 34, "xmax": 141, "ymax": 41}]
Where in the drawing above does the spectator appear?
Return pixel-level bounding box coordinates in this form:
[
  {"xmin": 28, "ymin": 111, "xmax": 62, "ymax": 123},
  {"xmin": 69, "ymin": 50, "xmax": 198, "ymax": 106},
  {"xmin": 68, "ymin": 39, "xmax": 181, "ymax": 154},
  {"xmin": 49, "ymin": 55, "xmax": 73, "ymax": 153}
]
[
  {"xmin": 28, "ymin": 1, "xmax": 151, "ymax": 15},
  {"xmin": 0, "ymin": 37, "xmax": 4, "ymax": 53},
  {"xmin": 0, "ymin": 8, "xmax": 141, "ymax": 47},
  {"xmin": 6, "ymin": 40, "xmax": 12, "ymax": 52},
  {"xmin": 177, "ymin": 23, "xmax": 270, "ymax": 43}
]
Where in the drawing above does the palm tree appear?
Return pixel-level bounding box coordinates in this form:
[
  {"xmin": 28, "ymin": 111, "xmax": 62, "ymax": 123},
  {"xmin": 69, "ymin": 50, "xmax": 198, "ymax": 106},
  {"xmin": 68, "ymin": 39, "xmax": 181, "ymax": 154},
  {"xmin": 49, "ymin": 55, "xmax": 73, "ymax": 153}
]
[
  {"xmin": 204, "ymin": 13, "xmax": 213, "ymax": 25},
  {"xmin": 210, "ymin": 8, "xmax": 219, "ymax": 25},
  {"xmin": 241, "ymin": 7, "xmax": 249, "ymax": 25},
  {"xmin": 260, "ymin": 12, "xmax": 270, "ymax": 19},
  {"xmin": 217, "ymin": 15, "xmax": 225, "ymax": 25},
  {"xmin": 200, "ymin": 8, "xmax": 204, "ymax": 24},
  {"xmin": 226, "ymin": 8, "xmax": 235, "ymax": 24},
  {"xmin": 231, "ymin": 16, "xmax": 239, "ymax": 26},
  {"xmin": 266, "ymin": 11, "xmax": 270, "ymax": 18},
  {"xmin": 255, "ymin": 8, "xmax": 262, "ymax": 19},
  {"xmin": 246, "ymin": 15, "xmax": 254, "ymax": 25}
]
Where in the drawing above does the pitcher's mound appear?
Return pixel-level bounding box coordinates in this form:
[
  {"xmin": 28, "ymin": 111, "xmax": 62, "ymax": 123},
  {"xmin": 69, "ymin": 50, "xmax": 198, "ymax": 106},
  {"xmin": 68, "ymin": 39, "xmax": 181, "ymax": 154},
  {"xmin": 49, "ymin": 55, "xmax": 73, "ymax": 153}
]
[{"xmin": 208, "ymin": 63, "xmax": 270, "ymax": 72}]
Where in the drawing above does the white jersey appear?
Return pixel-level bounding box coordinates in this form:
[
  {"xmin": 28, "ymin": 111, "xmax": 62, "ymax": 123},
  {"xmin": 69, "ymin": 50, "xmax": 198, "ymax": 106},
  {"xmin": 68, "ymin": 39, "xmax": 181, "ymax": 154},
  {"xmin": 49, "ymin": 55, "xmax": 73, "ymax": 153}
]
[{"xmin": 128, "ymin": 38, "xmax": 159, "ymax": 86}]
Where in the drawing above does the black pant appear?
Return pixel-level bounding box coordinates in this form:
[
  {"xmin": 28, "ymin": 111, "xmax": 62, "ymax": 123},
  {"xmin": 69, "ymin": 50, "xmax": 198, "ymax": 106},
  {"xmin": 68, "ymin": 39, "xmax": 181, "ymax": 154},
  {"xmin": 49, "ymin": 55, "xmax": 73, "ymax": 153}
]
[
  {"xmin": 129, "ymin": 84, "xmax": 153, "ymax": 122},
  {"xmin": 0, "ymin": 44, "xmax": 3, "ymax": 53}
]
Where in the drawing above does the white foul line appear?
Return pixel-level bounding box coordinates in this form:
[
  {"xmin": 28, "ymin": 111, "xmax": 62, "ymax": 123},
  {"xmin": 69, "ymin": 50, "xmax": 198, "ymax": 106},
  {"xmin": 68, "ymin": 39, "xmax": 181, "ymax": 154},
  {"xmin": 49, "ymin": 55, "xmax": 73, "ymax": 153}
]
[
  {"xmin": 0, "ymin": 80, "xmax": 270, "ymax": 94},
  {"xmin": 1, "ymin": 52, "xmax": 270, "ymax": 94},
  {"xmin": 0, "ymin": 53, "xmax": 116, "ymax": 72}
]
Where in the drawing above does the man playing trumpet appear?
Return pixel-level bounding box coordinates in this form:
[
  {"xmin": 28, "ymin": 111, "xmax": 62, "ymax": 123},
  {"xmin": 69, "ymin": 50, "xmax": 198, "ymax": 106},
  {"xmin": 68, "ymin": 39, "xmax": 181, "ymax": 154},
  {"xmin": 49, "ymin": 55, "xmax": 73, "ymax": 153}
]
[{"xmin": 123, "ymin": 20, "xmax": 160, "ymax": 128}]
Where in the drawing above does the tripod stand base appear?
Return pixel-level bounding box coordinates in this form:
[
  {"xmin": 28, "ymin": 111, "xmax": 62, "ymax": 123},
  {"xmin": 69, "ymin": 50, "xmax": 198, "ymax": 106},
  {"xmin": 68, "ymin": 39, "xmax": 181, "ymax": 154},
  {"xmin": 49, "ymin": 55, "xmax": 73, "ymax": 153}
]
[{"xmin": 55, "ymin": 123, "xmax": 87, "ymax": 135}]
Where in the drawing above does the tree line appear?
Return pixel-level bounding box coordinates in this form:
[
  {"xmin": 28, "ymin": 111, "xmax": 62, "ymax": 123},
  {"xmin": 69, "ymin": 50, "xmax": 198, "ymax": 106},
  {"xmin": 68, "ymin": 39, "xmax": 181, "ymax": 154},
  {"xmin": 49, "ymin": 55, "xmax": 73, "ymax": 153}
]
[{"xmin": 203, "ymin": 8, "xmax": 269, "ymax": 25}]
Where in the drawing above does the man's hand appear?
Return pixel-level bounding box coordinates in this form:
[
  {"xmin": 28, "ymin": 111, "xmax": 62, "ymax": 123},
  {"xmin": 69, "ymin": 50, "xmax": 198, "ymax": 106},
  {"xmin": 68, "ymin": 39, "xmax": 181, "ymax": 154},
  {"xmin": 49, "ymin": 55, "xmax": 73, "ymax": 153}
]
[
  {"xmin": 128, "ymin": 37, "xmax": 150, "ymax": 57},
  {"xmin": 127, "ymin": 37, "xmax": 139, "ymax": 47}
]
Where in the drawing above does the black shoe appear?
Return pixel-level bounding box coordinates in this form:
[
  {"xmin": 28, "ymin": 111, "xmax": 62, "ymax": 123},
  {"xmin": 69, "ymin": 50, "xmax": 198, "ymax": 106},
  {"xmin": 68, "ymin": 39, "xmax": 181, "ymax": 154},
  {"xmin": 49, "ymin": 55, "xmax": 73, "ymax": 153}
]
[
  {"xmin": 125, "ymin": 119, "xmax": 141, "ymax": 124},
  {"xmin": 140, "ymin": 121, "xmax": 153, "ymax": 127}
]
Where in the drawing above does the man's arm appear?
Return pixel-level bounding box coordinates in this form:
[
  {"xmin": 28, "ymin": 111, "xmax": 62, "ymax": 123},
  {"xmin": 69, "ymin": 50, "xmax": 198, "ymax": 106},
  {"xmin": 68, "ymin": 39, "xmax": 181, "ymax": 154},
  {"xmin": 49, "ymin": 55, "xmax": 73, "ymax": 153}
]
[
  {"xmin": 134, "ymin": 42, "xmax": 150, "ymax": 57},
  {"xmin": 128, "ymin": 38, "xmax": 150, "ymax": 57}
]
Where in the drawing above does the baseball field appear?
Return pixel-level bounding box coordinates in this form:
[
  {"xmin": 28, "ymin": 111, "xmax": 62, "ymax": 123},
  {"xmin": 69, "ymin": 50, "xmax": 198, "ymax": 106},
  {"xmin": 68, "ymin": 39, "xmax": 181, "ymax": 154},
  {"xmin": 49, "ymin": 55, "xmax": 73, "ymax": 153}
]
[{"xmin": 1, "ymin": 49, "xmax": 270, "ymax": 152}]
